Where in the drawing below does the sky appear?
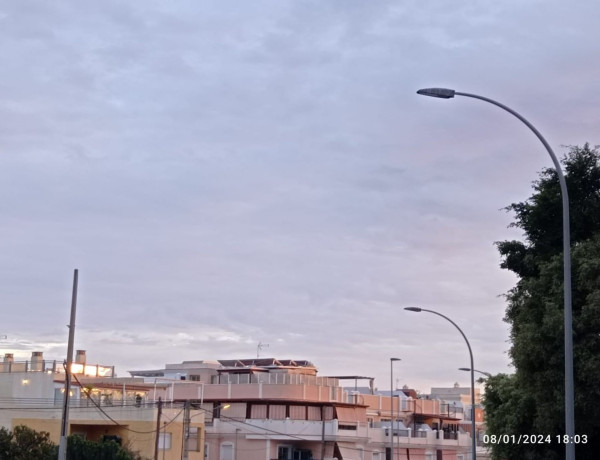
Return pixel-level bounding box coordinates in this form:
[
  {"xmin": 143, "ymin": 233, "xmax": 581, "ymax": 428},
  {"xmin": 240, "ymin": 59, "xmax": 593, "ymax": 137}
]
[{"xmin": 1, "ymin": 0, "xmax": 599, "ymax": 393}]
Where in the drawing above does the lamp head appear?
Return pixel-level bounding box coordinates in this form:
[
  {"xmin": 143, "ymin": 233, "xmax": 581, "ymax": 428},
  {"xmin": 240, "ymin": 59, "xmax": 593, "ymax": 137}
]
[
  {"xmin": 404, "ymin": 307, "xmax": 422, "ymax": 312},
  {"xmin": 390, "ymin": 357, "xmax": 401, "ymax": 362},
  {"xmin": 417, "ymin": 88, "xmax": 456, "ymax": 99}
]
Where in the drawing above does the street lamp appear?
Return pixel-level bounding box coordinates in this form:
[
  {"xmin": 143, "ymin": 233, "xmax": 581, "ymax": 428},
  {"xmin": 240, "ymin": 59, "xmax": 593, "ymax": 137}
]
[
  {"xmin": 459, "ymin": 367, "xmax": 490, "ymax": 447},
  {"xmin": 390, "ymin": 357, "xmax": 401, "ymax": 460},
  {"xmin": 416, "ymin": 87, "xmax": 574, "ymax": 460},
  {"xmin": 405, "ymin": 307, "xmax": 476, "ymax": 460},
  {"xmin": 459, "ymin": 368, "xmax": 492, "ymax": 378}
]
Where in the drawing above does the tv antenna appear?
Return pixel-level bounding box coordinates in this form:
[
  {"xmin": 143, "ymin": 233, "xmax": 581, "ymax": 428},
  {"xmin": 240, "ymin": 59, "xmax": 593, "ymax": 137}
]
[{"xmin": 257, "ymin": 342, "xmax": 269, "ymax": 358}]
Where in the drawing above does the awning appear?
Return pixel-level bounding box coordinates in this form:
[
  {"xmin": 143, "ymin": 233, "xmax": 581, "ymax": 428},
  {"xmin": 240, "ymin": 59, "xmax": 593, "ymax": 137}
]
[
  {"xmin": 335, "ymin": 406, "xmax": 367, "ymax": 423},
  {"xmin": 336, "ymin": 444, "xmax": 360, "ymax": 460}
]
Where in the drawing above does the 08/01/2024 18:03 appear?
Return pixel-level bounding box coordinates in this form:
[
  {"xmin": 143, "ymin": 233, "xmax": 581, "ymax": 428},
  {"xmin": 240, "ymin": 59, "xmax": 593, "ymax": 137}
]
[{"xmin": 483, "ymin": 434, "xmax": 588, "ymax": 445}]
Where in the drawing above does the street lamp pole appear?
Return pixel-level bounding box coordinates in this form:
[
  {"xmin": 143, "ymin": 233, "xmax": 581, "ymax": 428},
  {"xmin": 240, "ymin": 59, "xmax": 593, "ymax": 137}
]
[
  {"xmin": 390, "ymin": 358, "xmax": 401, "ymax": 460},
  {"xmin": 459, "ymin": 367, "xmax": 491, "ymax": 446},
  {"xmin": 405, "ymin": 307, "xmax": 476, "ymax": 460},
  {"xmin": 416, "ymin": 87, "xmax": 574, "ymax": 460}
]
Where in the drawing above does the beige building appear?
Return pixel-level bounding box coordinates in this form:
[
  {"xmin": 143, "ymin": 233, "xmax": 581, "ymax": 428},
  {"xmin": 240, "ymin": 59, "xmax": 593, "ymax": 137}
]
[
  {"xmin": 131, "ymin": 357, "xmax": 475, "ymax": 460},
  {"xmin": 0, "ymin": 351, "xmax": 206, "ymax": 460}
]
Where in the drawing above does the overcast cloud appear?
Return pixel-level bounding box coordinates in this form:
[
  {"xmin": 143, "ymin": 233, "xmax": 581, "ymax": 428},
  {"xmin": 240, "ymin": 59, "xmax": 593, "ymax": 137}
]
[{"xmin": 1, "ymin": 0, "xmax": 599, "ymax": 392}]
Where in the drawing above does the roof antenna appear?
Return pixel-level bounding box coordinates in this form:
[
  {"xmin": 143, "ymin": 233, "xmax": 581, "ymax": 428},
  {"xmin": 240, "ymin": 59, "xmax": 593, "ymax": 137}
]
[{"xmin": 257, "ymin": 342, "xmax": 269, "ymax": 358}]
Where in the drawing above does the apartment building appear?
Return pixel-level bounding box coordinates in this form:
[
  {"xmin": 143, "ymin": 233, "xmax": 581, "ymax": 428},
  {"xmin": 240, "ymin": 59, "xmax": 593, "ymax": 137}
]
[
  {"xmin": 0, "ymin": 351, "xmax": 206, "ymax": 460},
  {"xmin": 428, "ymin": 384, "xmax": 486, "ymax": 446},
  {"xmin": 130, "ymin": 358, "xmax": 474, "ymax": 460}
]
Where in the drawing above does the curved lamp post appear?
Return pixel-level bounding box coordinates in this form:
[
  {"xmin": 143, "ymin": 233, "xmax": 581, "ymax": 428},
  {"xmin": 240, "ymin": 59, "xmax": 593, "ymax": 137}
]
[
  {"xmin": 459, "ymin": 368, "xmax": 492, "ymax": 379},
  {"xmin": 390, "ymin": 357, "xmax": 401, "ymax": 460},
  {"xmin": 405, "ymin": 307, "xmax": 476, "ymax": 460},
  {"xmin": 416, "ymin": 87, "xmax": 574, "ymax": 460}
]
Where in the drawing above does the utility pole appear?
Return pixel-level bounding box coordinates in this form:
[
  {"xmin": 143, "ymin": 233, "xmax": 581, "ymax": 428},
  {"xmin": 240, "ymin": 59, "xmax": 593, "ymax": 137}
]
[
  {"xmin": 154, "ymin": 397, "xmax": 163, "ymax": 460},
  {"xmin": 182, "ymin": 400, "xmax": 191, "ymax": 460},
  {"xmin": 58, "ymin": 269, "xmax": 78, "ymax": 460},
  {"xmin": 320, "ymin": 405, "xmax": 326, "ymax": 460}
]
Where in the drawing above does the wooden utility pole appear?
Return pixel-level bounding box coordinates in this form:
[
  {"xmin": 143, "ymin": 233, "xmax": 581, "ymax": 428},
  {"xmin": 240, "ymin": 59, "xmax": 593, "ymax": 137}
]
[
  {"xmin": 154, "ymin": 397, "xmax": 163, "ymax": 460},
  {"xmin": 58, "ymin": 269, "xmax": 79, "ymax": 460},
  {"xmin": 182, "ymin": 400, "xmax": 191, "ymax": 460}
]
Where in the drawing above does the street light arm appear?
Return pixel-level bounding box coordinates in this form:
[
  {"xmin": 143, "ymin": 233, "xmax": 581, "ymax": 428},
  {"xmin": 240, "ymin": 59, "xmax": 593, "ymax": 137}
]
[
  {"xmin": 418, "ymin": 309, "xmax": 474, "ymax": 370},
  {"xmin": 459, "ymin": 368, "xmax": 492, "ymax": 378},
  {"xmin": 454, "ymin": 92, "xmax": 563, "ymax": 176}
]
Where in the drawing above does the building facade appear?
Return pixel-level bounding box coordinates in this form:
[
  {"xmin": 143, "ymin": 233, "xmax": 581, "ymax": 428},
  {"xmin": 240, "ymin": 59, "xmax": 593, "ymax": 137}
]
[
  {"xmin": 131, "ymin": 357, "xmax": 474, "ymax": 460},
  {"xmin": 0, "ymin": 351, "xmax": 206, "ymax": 460}
]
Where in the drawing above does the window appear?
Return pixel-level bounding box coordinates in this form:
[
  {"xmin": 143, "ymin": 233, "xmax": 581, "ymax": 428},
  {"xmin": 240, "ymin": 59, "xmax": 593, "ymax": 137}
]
[
  {"xmin": 220, "ymin": 442, "xmax": 233, "ymax": 460},
  {"xmin": 278, "ymin": 445, "xmax": 292, "ymax": 460},
  {"xmin": 158, "ymin": 432, "xmax": 171, "ymax": 450},
  {"xmin": 372, "ymin": 452, "xmax": 380, "ymax": 460},
  {"xmin": 187, "ymin": 427, "xmax": 199, "ymax": 452},
  {"xmin": 204, "ymin": 443, "xmax": 209, "ymax": 459},
  {"xmin": 338, "ymin": 424, "xmax": 357, "ymax": 430},
  {"xmin": 270, "ymin": 405, "xmax": 286, "ymax": 419}
]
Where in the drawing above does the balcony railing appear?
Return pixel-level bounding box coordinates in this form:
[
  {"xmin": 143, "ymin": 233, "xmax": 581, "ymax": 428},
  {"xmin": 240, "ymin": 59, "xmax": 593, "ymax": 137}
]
[
  {"xmin": 0, "ymin": 360, "xmax": 114, "ymax": 377},
  {"xmin": 212, "ymin": 372, "xmax": 339, "ymax": 387}
]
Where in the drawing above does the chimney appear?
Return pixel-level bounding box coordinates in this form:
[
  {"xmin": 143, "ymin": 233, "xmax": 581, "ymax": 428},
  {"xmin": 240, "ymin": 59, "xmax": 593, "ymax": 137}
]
[
  {"xmin": 2, "ymin": 353, "xmax": 13, "ymax": 372},
  {"xmin": 31, "ymin": 351, "xmax": 43, "ymax": 371},
  {"xmin": 75, "ymin": 350, "xmax": 86, "ymax": 365}
]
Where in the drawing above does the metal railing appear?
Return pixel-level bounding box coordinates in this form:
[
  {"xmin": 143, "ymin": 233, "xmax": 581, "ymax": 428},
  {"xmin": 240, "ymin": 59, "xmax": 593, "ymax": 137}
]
[
  {"xmin": 212, "ymin": 372, "xmax": 339, "ymax": 387},
  {"xmin": 0, "ymin": 360, "xmax": 114, "ymax": 377}
]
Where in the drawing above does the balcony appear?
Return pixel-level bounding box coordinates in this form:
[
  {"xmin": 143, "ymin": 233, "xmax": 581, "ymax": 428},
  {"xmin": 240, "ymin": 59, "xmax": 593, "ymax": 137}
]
[{"xmin": 0, "ymin": 359, "xmax": 114, "ymax": 377}]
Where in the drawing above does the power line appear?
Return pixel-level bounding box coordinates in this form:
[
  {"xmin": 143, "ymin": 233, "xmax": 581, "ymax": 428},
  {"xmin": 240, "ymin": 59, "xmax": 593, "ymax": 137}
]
[{"xmin": 71, "ymin": 373, "xmax": 183, "ymax": 435}]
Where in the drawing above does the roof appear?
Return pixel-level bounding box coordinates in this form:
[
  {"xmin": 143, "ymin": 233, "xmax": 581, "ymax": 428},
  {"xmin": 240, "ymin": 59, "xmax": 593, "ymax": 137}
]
[
  {"xmin": 218, "ymin": 358, "xmax": 315, "ymax": 368},
  {"xmin": 72, "ymin": 377, "xmax": 171, "ymax": 391},
  {"xmin": 413, "ymin": 412, "xmax": 462, "ymax": 422}
]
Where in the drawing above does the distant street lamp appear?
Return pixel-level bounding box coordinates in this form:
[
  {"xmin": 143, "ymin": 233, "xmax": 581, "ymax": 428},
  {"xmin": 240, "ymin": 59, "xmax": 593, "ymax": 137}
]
[
  {"xmin": 405, "ymin": 307, "xmax": 476, "ymax": 460},
  {"xmin": 416, "ymin": 87, "xmax": 574, "ymax": 460},
  {"xmin": 459, "ymin": 368, "xmax": 492, "ymax": 378},
  {"xmin": 390, "ymin": 357, "xmax": 401, "ymax": 460}
]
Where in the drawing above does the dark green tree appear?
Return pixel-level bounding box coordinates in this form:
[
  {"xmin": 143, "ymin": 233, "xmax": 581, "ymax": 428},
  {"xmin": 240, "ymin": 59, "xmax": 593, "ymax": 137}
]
[
  {"xmin": 0, "ymin": 425, "xmax": 58, "ymax": 460},
  {"xmin": 67, "ymin": 435, "xmax": 145, "ymax": 460},
  {"xmin": 485, "ymin": 144, "xmax": 600, "ymax": 459},
  {"xmin": 483, "ymin": 373, "xmax": 539, "ymax": 460}
]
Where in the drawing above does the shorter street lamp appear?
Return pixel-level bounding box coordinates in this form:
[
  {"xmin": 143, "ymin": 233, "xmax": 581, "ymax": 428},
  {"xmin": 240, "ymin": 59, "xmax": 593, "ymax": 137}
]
[
  {"xmin": 405, "ymin": 307, "xmax": 476, "ymax": 460},
  {"xmin": 459, "ymin": 368, "xmax": 490, "ymax": 447},
  {"xmin": 390, "ymin": 358, "xmax": 401, "ymax": 460}
]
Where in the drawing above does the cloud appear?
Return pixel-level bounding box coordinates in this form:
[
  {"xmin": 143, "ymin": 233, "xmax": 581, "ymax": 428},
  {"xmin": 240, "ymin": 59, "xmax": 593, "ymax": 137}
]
[{"xmin": 0, "ymin": 0, "xmax": 597, "ymax": 391}]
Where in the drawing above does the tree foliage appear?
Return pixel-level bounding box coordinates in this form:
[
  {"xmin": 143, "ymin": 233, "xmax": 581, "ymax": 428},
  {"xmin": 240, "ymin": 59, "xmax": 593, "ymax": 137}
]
[
  {"xmin": 67, "ymin": 435, "xmax": 145, "ymax": 460},
  {"xmin": 484, "ymin": 144, "xmax": 600, "ymax": 459},
  {"xmin": 0, "ymin": 426, "xmax": 146, "ymax": 460},
  {"xmin": 0, "ymin": 425, "xmax": 57, "ymax": 460}
]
